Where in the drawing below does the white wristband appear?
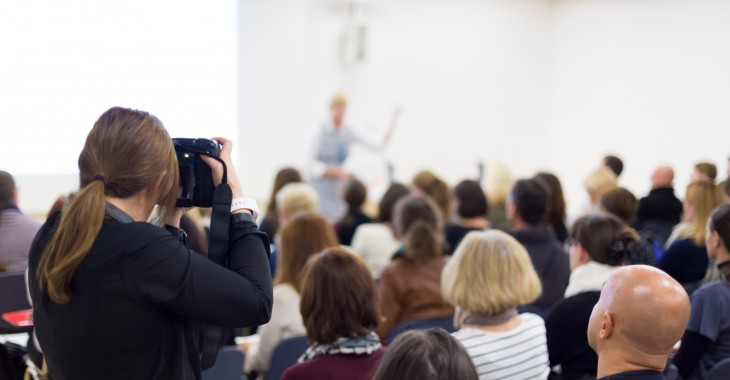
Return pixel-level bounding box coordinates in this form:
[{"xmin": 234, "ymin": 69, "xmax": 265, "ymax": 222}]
[{"xmin": 231, "ymin": 197, "xmax": 259, "ymax": 218}]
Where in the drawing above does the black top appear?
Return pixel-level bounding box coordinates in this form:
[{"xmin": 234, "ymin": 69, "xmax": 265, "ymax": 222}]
[
  {"xmin": 258, "ymin": 212, "xmax": 278, "ymax": 243},
  {"xmin": 444, "ymin": 224, "xmax": 484, "ymax": 254},
  {"xmin": 546, "ymin": 291, "xmax": 601, "ymax": 380},
  {"xmin": 656, "ymin": 238, "xmax": 709, "ymax": 285},
  {"xmin": 28, "ymin": 212, "xmax": 273, "ymax": 380},
  {"xmin": 597, "ymin": 370, "xmax": 664, "ymax": 380},
  {"xmin": 335, "ymin": 211, "xmax": 372, "ymax": 246},
  {"xmin": 512, "ymin": 225, "xmax": 570, "ymax": 314},
  {"xmin": 637, "ymin": 187, "xmax": 682, "ymax": 226}
]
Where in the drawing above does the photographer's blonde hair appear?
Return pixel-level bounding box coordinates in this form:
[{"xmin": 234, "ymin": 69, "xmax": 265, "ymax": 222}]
[
  {"xmin": 38, "ymin": 107, "xmax": 179, "ymax": 304},
  {"xmin": 441, "ymin": 230, "xmax": 541, "ymax": 317}
]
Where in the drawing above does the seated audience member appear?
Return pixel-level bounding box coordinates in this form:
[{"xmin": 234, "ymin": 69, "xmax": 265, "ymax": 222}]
[
  {"xmin": 334, "ymin": 178, "xmax": 372, "ymax": 246},
  {"xmin": 376, "ymin": 196, "xmax": 454, "ymax": 340},
  {"xmin": 673, "ymin": 204, "xmax": 730, "ymax": 380},
  {"xmin": 507, "ymin": 178, "xmax": 570, "ymax": 316},
  {"xmin": 411, "ymin": 170, "xmax": 450, "ymax": 220},
  {"xmin": 444, "ymin": 180, "xmax": 490, "ymax": 254},
  {"xmin": 535, "ymin": 172, "xmax": 569, "ymax": 243},
  {"xmin": 0, "ymin": 170, "xmax": 42, "ymax": 272},
  {"xmin": 443, "ymin": 230, "xmax": 550, "ymax": 380},
  {"xmin": 372, "ymin": 328, "xmax": 478, "ymax": 380},
  {"xmin": 588, "ymin": 265, "xmax": 690, "ymax": 380},
  {"xmin": 636, "ymin": 166, "xmax": 683, "ymax": 246},
  {"xmin": 659, "ymin": 181, "xmax": 724, "ymax": 289},
  {"xmin": 485, "ymin": 163, "xmax": 513, "ymax": 231},
  {"xmin": 601, "ymin": 155, "xmax": 624, "ymax": 179},
  {"xmin": 259, "ymin": 167, "xmax": 303, "ymax": 242},
  {"xmin": 546, "ymin": 214, "xmax": 647, "ymax": 380},
  {"xmin": 725, "ymin": 178, "xmax": 730, "ymax": 204},
  {"xmin": 269, "ymin": 182, "xmax": 319, "ymax": 275},
  {"xmin": 598, "ymin": 187, "xmax": 638, "ymax": 226},
  {"xmin": 243, "ymin": 212, "xmax": 338, "ymax": 377},
  {"xmin": 570, "ymin": 168, "xmax": 618, "ymax": 225},
  {"xmin": 350, "ymin": 183, "xmax": 410, "ymax": 276},
  {"xmin": 282, "ymin": 248, "xmax": 385, "ymax": 380},
  {"xmin": 691, "ymin": 162, "xmax": 718, "ymax": 183}
]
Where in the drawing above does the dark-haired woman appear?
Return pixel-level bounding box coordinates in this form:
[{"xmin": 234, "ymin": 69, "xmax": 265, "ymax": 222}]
[
  {"xmin": 334, "ymin": 178, "xmax": 372, "ymax": 246},
  {"xmin": 545, "ymin": 214, "xmax": 647, "ymax": 380},
  {"xmin": 673, "ymin": 204, "xmax": 730, "ymax": 380},
  {"xmin": 27, "ymin": 107, "xmax": 273, "ymax": 380},
  {"xmin": 375, "ymin": 195, "xmax": 454, "ymax": 341},
  {"xmin": 259, "ymin": 167, "xmax": 302, "ymax": 242},
  {"xmin": 282, "ymin": 247, "xmax": 385, "ymax": 380},
  {"xmin": 535, "ymin": 172, "xmax": 568, "ymax": 244},
  {"xmin": 444, "ymin": 180, "xmax": 490, "ymax": 254}
]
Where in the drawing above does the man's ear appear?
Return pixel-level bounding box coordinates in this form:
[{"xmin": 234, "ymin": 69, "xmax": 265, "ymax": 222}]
[{"xmin": 600, "ymin": 312, "xmax": 614, "ymax": 340}]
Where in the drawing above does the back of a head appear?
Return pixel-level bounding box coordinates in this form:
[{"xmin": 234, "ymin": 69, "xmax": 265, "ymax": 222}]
[
  {"xmin": 535, "ymin": 172, "xmax": 567, "ymax": 225},
  {"xmin": 276, "ymin": 212, "xmax": 338, "ymax": 292},
  {"xmin": 343, "ymin": 178, "xmax": 368, "ymax": 214},
  {"xmin": 393, "ymin": 195, "xmax": 443, "ymax": 264},
  {"xmin": 589, "ymin": 266, "xmax": 690, "ymax": 366},
  {"xmin": 266, "ymin": 167, "xmax": 303, "ymax": 214},
  {"xmin": 453, "ymin": 180, "xmax": 488, "ymax": 219},
  {"xmin": 39, "ymin": 107, "xmax": 179, "ymax": 304},
  {"xmin": 372, "ymin": 328, "xmax": 478, "ymax": 380},
  {"xmin": 276, "ymin": 182, "xmax": 319, "ymax": 220},
  {"xmin": 0, "ymin": 170, "xmax": 16, "ymax": 209},
  {"xmin": 651, "ymin": 166, "xmax": 674, "ymax": 189},
  {"xmin": 572, "ymin": 214, "xmax": 647, "ymax": 266},
  {"xmin": 708, "ymin": 205, "xmax": 730, "ymax": 283},
  {"xmin": 599, "ymin": 187, "xmax": 638, "ymax": 225},
  {"xmin": 300, "ymin": 247, "xmax": 379, "ymax": 344},
  {"xmin": 584, "ymin": 168, "xmax": 618, "ymax": 202},
  {"xmin": 694, "ymin": 162, "xmax": 718, "ymax": 182},
  {"xmin": 685, "ymin": 180, "xmax": 724, "ymax": 245},
  {"xmin": 603, "ymin": 155, "xmax": 624, "ymax": 177},
  {"xmin": 412, "ymin": 170, "xmax": 450, "ymax": 219},
  {"xmin": 442, "ymin": 230, "xmax": 541, "ymax": 318},
  {"xmin": 377, "ymin": 183, "xmax": 409, "ymax": 223},
  {"xmin": 511, "ymin": 178, "xmax": 549, "ymax": 226}
]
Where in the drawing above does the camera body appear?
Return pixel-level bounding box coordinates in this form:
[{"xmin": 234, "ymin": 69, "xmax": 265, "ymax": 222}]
[{"xmin": 173, "ymin": 138, "xmax": 221, "ymax": 208}]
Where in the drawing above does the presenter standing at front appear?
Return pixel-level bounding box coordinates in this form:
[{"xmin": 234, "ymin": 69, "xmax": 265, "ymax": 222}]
[{"xmin": 309, "ymin": 93, "xmax": 398, "ymax": 222}]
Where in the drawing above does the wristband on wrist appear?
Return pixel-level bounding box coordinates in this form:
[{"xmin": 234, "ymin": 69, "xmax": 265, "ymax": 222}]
[{"xmin": 231, "ymin": 197, "xmax": 259, "ymax": 218}]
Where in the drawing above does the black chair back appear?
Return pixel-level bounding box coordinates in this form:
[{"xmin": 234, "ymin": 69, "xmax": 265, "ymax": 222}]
[{"xmin": 0, "ymin": 271, "xmax": 32, "ymax": 334}]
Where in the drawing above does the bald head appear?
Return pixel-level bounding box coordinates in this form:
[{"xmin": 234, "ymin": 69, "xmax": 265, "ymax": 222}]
[
  {"xmin": 588, "ymin": 265, "xmax": 690, "ymax": 376},
  {"xmin": 650, "ymin": 166, "xmax": 674, "ymax": 189}
]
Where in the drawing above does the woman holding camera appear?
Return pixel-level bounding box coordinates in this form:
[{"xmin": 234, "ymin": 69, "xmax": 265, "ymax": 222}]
[{"xmin": 27, "ymin": 107, "xmax": 273, "ymax": 380}]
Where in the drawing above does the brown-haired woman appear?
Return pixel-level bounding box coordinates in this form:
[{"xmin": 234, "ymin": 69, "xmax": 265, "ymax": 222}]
[
  {"xmin": 259, "ymin": 167, "xmax": 303, "ymax": 242},
  {"xmin": 411, "ymin": 170, "xmax": 450, "ymax": 220},
  {"xmin": 534, "ymin": 172, "xmax": 568, "ymax": 243},
  {"xmin": 282, "ymin": 247, "xmax": 385, "ymax": 380},
  {"xmin": 375, "ymin": 195, "xmax": 454, "ymax": 340},
  {"xmin": 244, "ymin": 211, "xmax": 338, "ymax": 376},
  {"xmin": 334, "ymin": 178, "xmax": 373, "ymax": 246},
  {"xmin": 27, "ymin": 107, "xmax": 273, "ymax": 380}
]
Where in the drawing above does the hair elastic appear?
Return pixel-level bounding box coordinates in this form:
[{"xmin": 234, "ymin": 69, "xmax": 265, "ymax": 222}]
[{"xmin": 92, "ymin": 175, "xmax": 107, "ymax": 185}]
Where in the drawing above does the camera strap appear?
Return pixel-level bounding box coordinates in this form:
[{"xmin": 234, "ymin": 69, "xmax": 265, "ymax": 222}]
[{"xmin": 199, "ymin": 157, "xmax": 231, "ymax": 370}]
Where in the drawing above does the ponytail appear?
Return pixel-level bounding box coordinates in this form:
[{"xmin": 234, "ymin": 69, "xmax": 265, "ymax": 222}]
[
  {"xmin": 404, "ymin": 220, "xmax": 442, "ymax": 265},
  {"xmin": 38, "ymin": 180, "xmax": 107, "ymax": 304}
]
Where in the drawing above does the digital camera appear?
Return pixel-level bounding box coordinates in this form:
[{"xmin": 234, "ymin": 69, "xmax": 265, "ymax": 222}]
[{"xmin": 173, "ymin": 138, "xmax": 221, "ymax": 207}]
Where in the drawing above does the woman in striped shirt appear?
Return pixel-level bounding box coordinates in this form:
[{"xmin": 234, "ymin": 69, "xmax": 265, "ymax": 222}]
[{"xmin": 442, "ymin": 230, "xmax": 550, "ymax": 380}]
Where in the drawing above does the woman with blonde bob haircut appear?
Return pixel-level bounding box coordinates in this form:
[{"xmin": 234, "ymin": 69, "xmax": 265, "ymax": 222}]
[
  {"xmin": 27, "ymin": 107, "xmax": 273, "ymax": 380},
  {"xmin": 443, "ymin": 230, "xmax": 550, "ymax": 380}
]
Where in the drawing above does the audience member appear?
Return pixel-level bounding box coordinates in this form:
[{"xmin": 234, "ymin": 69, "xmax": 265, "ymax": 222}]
[
  {"xmin": 0, "ymin": 170, "xmax": 42, "ymax": 272},
  {"xmin": 546, "ymin": 214, "xmax": 644, "ymax": 380},
  {"xmin": 602, "ymin": 155, "xmax": 624, "ymax": 178},
  {"xmin": 725, "ymin": 178, "xmax": 730, "ymax": 204},
  {"xmin": 372, "ymin": 328, "xmax": 478, "ymax": 380},
  {"xmin": 244, "ymin": 212, "xmax": 337, "ymax": 377},
  {"xmin": 570, "ymin": 168, "xmax": 618, "ymax": 225},
  {"xmin": 350, "ymin": 183, "xmax": 410, "ymax": 276},
  {"xmin": 691, "ymin": 162, "xmax": 717, "ymax": 183},
  {"xmin": 535, "ymin": 172, "xmax": 569, "ymax": 243},
  {"xmin": 259, "ymin": 167, "xmax": 303, "ymax": 242},
  {"xmin": 659, "ymin": 180, "xmax": 723, "ymax": 289},
  {"xmin": 270, "ymin": 182, "xmax": 320, "ymax": 275},
  {"xmin": 485, "ymin": 162, "xmax": 513, "ymax": 231},
  {"xmin": 588, "ymin": 265, "xmax": 690, "ymax": 380},
  {"xmin": 598, "ymin": 187, "xmax": 638, "ymax": 225},
  {"xmin": 636, "ymin": 166, "xmax": 683, "ymax": 247},
  {"xmin": 443, "ymin": 230, "xmax": 550, "ymax": 380},
  {"xmin": 376, "ymin": 195, "xmax": 453, "ymax": 340},
  {"xmin": 507, "ymin": 178, "xmax": 570, "ymax": 316},
  {"xmin": 411, "ymin": 170, "xmax": 450, "ymax": 221},
  {"xmin": 282, "ymin": 247, "xmax": 385, "ymax": 380},
  {"xmin": 673, "ymin": 204, "xmax": 730, "ymax": 380},
  {"xmin": 444, "ymin": 180, "xmax": 490, "ymax": 254},
  {"xmin": 334, "ymin": 178, "xmax": 372, "ymax": 246}
]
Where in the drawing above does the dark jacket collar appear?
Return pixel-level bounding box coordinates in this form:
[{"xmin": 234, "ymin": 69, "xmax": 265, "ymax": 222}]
[{"xmin": 511, "ymin": 224, "xmax": 555, "ymax": 243}]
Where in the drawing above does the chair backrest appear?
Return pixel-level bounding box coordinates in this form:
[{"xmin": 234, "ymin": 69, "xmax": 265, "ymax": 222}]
[
  {"xmin": 267, "ymin": 335, "xmax": 308, "ymax": 380},
  {"xmin": 201, "ymin": 346, "xmax": 244, "ymax": 380},
  {"xmin": 706, "ymin": 357, "xmax": 730, "ymax": 380},
  {"xmin": 0, "ymin": 271, "xmax": 32, "ymax": 334},
  {"xmin": 386, "ymin": 315, "xmax": 455, "ymax": 344}
]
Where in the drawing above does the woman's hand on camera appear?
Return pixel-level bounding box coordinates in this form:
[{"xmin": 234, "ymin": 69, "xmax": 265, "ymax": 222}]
[{"xmin": 200, "ymin": 137, "xmax": 244, "ymax": 199}]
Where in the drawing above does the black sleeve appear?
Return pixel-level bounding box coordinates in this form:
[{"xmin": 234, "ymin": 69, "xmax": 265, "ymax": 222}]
[
  {"xmin": 122, "ymin": 219, "xmax": 273, "ymax": 328},
  {"xmin": 673, "ymin": 330, "xmax": 711, "ymax": 379},
  {"xmin": 656, "ymin": 241, "xmax": 683, "ymax": 279},
  {"xmin": 545, "ymin": 301, "xmax": 570, "ymax": 367}
]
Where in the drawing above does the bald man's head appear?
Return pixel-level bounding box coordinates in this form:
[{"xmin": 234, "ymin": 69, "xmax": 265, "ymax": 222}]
[
  {"xmin": 651, "ymin": 166, "xmax": 674, "ymax": 189},
  {"xmin": 588, "ymin": 265, "xmax": 690, "ymax": 373}
]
